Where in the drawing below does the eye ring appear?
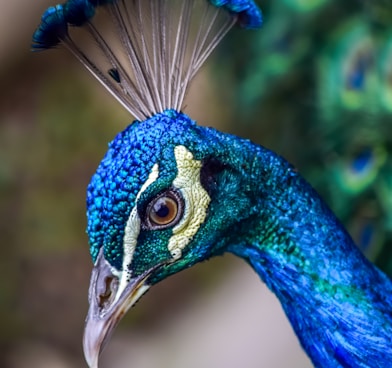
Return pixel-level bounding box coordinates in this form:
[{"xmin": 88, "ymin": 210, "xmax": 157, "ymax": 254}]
[{"xmin": 144, "ymin": 188, "xmax": 184, "ymax": 230}]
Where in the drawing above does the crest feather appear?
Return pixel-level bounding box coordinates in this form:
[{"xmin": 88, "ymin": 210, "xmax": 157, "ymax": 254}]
[{"xmin": 32, "ymin": 0, "xmax": 262, "ymax": 120}]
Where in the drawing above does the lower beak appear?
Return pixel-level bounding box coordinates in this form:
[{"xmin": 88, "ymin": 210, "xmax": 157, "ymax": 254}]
[{"xmin": 83, "ymin": 250, "xmax": 163, "ymax": 368}]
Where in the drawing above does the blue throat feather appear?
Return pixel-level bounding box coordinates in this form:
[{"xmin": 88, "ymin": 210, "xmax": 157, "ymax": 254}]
[{"xmin": 32, "ymin": 1, "xmax": 392, "ymax": 368}]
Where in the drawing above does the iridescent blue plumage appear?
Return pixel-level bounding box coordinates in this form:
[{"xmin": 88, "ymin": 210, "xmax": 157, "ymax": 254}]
[
  {"xmin": 32, "ymin": 0, "xmax": 109, "ymax": 49},
  {"xmin": 209, "ymin": 0, "xmax": 262, "ymax": 28},
  {"xmin": 87, "ymin": 110, "xmax": 191, "ymax": 267},
  {"xmin": 32, "ymin": 5, "xmax": 67, "ymax": 50},
  {"xmin": 88, "ymin": 109, "xmax": 392, "ymax": 367},
  {"xmin": 64, "ymin": 0, "xmax": 97, "ymax": 26},
  {"xmin": 32, "ymin": 1, "xmax": 392, "ymax": 367}
]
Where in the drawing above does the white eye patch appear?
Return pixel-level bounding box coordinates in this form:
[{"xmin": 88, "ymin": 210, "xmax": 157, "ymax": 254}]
[{"xmin": 167, "ymin": 145, "xmax": 211, "ymax": 259}]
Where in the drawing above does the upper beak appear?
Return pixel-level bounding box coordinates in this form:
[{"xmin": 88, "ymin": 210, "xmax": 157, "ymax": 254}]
[{"xmin": 83, "ymin": 249, "xmax": 164, "ymax": 368}]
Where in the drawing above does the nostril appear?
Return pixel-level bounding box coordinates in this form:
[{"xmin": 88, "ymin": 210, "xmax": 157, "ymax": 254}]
[{"xmin": 98, "ymin": 276, "xmax": 119, "ymax": 309}]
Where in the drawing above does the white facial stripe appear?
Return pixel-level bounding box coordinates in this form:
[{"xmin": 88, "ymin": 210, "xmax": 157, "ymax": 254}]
[
  {"xmin": 137, "ymin": 164, "xmax": 160, "ymax": 198},
  {"xmin": 168, "ymin": 146, "xmax": 211, "ymax": 259},
  {"xmin": 116, "ymin": 163, "xmax": 159, "ymax": 300}
]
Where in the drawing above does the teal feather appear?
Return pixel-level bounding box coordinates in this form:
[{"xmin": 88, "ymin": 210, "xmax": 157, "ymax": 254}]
[{"xmin": 216, "ymin": 0, "xmax": 392, "ymax": 277}]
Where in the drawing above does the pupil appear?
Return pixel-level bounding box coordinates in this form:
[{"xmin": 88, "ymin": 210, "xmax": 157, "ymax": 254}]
[{"xmin": 154, "ymin": 200, "xmax": 170, "ymax": 218}]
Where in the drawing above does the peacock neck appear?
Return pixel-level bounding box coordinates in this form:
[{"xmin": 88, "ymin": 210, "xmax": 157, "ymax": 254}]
[{"xmin": 223, "ymin": 140, "xmax": 392, "ymax": 367}]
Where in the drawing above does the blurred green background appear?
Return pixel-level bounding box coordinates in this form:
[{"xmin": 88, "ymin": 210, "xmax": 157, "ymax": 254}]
[{"xmin": 1, "ymin": 0, "xmax": 391, "ymax": 367}]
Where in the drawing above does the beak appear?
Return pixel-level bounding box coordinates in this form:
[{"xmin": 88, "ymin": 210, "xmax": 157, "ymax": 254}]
[{"xmin": 83, "ymin": 249, "xmax": 164, "ymax": 368}]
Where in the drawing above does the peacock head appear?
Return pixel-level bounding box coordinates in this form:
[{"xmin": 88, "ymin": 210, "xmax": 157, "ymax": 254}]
[
  {"xmin": 31, "ymin": 0, "xmax": 263, "ymax": 365},
  {"xmin": 83, "ymin": 109, "xmax": 258, "ymax": 366}
]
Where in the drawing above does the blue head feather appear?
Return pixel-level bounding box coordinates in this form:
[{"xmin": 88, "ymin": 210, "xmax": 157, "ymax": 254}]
[
  {"xmin": 209, "ymin": 0, "xmax": 262, "ymax": 28},
  {"xmin": 87, "ymin": 110, "xmax": 204, "ymax": 268},
  {"xmin": 32, "ymin": 5, "xmax": 68, "ymax": 50},
  {"xmin": 64, "ymin": 0, "xmax": 96, "ymax": 26}
]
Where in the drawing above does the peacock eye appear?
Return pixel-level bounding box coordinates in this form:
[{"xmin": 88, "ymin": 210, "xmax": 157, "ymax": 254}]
[{"xmin": 145, "ymin": 189, "xmax": 184, "ymax": 230}]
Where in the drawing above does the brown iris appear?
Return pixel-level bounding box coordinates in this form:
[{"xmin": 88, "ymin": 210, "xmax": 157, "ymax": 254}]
[
  {"xmin": 150, "ymin": 196, "xmax": 178, "ymax": 225},
  {"xmin": 145, "ymin": 189, "xmax": 183, "ymax": 230}
]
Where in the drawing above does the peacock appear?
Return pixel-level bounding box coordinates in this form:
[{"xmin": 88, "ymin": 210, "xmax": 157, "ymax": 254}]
[{"xmin": 32, "ymin": 0, "xmax": 392, "ymax": 367}]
